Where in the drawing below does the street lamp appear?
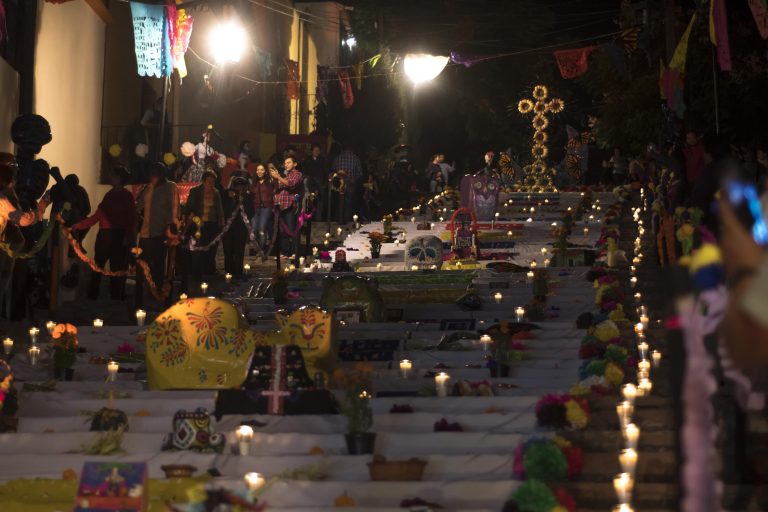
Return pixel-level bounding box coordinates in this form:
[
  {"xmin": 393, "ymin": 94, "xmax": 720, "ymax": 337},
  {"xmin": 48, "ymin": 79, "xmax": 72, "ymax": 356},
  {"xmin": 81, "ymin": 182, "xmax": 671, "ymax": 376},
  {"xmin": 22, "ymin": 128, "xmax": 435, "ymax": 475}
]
[
  {"xmin": 210, "ymin": 20, "xmax": 247, "ymax": 63},
  {"xmin": 404, "ymin": 53, "xmax": 449, "ymax": 84}
]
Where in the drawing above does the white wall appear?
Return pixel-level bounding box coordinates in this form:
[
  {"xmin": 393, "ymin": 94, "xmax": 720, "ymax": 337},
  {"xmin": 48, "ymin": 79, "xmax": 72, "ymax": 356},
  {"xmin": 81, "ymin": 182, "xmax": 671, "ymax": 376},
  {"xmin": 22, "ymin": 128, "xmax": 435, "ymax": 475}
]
[
  {"xmin": 0, "ymin": 58, "xmax": 19, "ymax": 152},
  {"xmin": 34, "ymin": 0, "xmax": 107, "ymax": 252}
]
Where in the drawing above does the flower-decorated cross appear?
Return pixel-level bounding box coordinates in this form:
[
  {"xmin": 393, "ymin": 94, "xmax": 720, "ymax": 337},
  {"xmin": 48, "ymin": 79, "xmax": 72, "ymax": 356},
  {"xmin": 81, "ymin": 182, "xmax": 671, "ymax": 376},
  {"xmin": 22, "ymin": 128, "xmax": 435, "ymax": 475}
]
[{"xmin": 517, "ymin": 85, "xmax": 564, "ymax": 193}]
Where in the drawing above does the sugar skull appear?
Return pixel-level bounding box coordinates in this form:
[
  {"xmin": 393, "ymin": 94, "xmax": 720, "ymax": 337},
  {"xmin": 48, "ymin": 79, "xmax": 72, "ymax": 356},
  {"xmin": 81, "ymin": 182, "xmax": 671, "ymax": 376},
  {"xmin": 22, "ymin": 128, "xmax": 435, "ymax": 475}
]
[
  {"xmin": 405, "ymin": 235, "xmax": 443, "ymax": 269},
  {"xmin": 461, "ymin": 173, "xmax": 500, "ymax": 221}
]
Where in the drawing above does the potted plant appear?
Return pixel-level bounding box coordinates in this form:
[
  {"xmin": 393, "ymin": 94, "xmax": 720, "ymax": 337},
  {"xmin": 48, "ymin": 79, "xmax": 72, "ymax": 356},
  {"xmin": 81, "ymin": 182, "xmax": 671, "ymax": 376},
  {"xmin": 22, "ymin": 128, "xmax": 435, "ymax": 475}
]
[
  {"xmin": 368, "ymin": 232, "xmax": 385, "ymax": 259},
  {"xmin": 335, "ymin": 363, "xmax": 376, "ymax": 454},
  {"xmin": 52, "ymin": 323, "xmax": 78, "ymax": 380}
]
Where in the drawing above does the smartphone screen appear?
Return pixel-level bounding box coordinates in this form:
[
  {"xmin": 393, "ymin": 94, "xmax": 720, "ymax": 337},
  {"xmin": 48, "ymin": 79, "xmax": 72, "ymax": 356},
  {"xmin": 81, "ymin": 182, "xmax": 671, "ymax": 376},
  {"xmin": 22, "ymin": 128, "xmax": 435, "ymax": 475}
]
[{"xmin": 727, "ymin": 181, "xmax": 768, "ymax": 245}]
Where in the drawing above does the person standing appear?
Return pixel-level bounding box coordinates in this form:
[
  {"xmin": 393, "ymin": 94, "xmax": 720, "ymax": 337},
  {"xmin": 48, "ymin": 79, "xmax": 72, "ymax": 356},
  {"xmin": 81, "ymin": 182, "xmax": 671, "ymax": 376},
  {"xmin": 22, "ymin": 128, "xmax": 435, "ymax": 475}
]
[
  {"xmin": 185, "ymin": 170, "xmax": 224, "ymax": 280},
  {"xmin": 682, "ymin": 131, "xmax": 705, "ymax": 189},
  {"xmin": 610, "ymin": 148, "xmax": 628, "ymax": 186},
  {"xmin": 250, "ymin": 163, "xmax": 275, "ymax": 258},
  {"xmin": 222, "ymin": 176, "xmax": 252, "ymax": 277},
  {"xmin": 271, "ymin": 156, "xmax": 303, "ymax": 260},
  {"xmin": 332, "ymin": 145, "xmax": 363, "ymax": 221},
  {"xmin": 72, "ymin": 166, "xmax": 136, "ymax": 300},
  {"xmin": 136, "ymin": 163, "xmax": 179, "ymax": 303},
  {"xmin": 302, "ymin": 144, "xmax": 327, "ymax": 220},
  {"xmin": 438, "ymin": 154, "xmax": 455, "ymax": 186}
]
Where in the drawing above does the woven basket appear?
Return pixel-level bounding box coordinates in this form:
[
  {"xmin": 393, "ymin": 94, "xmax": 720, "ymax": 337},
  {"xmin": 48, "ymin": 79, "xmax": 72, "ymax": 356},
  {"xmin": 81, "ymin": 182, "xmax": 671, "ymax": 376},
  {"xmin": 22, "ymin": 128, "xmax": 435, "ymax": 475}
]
[{"xmin": 367, "ymin": 456, "xmax": 427, "ymax": 481}]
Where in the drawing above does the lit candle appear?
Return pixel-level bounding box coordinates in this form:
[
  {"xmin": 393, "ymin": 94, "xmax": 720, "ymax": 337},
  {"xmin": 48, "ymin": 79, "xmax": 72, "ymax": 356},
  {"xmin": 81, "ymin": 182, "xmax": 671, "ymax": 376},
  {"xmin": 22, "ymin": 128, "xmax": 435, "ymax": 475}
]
[
  {"xmin": 376, "ymin": 263, "xmax": 382, "ymax": 270},
  {"xmin": 225, "ymin": 273, "xmax": 233, "ymax": 283},
  {"xmin": 28, "ymin": 345, "xmax": 40, "ymax": 365},
  {"xmin": 299, "ymin": 257, "xmax": 305, "ymax": 267},
  {"xmin": 526, "ymin": 270, "xmax": 534, "ymax": 281},
  {"xmin": 411, "ymin": 265, "xmax": 419, "ymax": 271},
  {"xmin": 619, "ymin": 448, "xmax": 638, "ymax": 477},
  {"xmin": 622, "ymin": 383, "xmax": 637, "ymax": 405},
  {"xmin": 399, "ymin": 359, "xmax": 412, "ymax": 378},
  {"xmin": 617, "ymin": 400, "xmax": 634, "ymax": 428},
  {"xmin": 638, "ymin": 362, "xmax": 651, "ymax": 376},
  {"xmin": 640, "ymin": 314, "xmax": 649, "ymax": 329},
  {"xmin": 630, "ymin": 276, "xmax": 637, "ymax": 288},
  {"xmin": 634, "ymin": 292, "xmax": 641, "ymax": 302},
  {"xmin": 479, "ymin": 334, "xmax": 492, "ymax": 351},
  {"xmin": 411, "ymin": 217, "xmax": 416, "ymax": 224},
  {"xmin": 515, "ymin": 306, "xmax": 525, "ymax": 322},
  {"xmin": 92, "ymin": 319, "xmax": 103, "ymax": 330},
  {"xmin": 624, "ymin": 423, "xmax": 640, "ymax": 450},
  {"xmin": 543, "ymin": 258, "xmax": 551, "ymax": 267},
  {"xmin": 584, "ymin": 227, "xmax": 589, "ymax": 236},
  {"xmin": 394, "ymin": 240, "xmax": 400, "ymax": 247},
  {"xmin": 540, "ymin": 247, "xmax": 547, "ymax": 255},
  {"xmin": 2, "ymin": 338, "xmax": 12, "ymax": 355},
  {"xmin": 651, "ymin": 350, "xmax": 662, "ymax": 367},
  {"xmin": 456, "ymin": 261, "xmax": 462, "ymax": 269},
  {"xmin": 430, "ymin": 223, "xmax": 435, "ymax": 230},
  {"xmin": 435, "ymin": 372, "xmax": 450, "ymax": 397},
  {"xmin": 337, "ymin": 227, "xmax": 342, "ymax": 236},
  {"xmin": 637, "ymin": 341, "xmax": 649, "ymax": 359},
  {"xmin": 507, "ymin": 230, "xmax": 513, "ymax": 236},
  {"xmin": 244, "ymin": 472, "xmax": 265, "ymax": 492},
  {"xmin": 632, "ymin": 256, "xmax": 640, "ymax": 264},
  {"xmin": 46, "ymin": 321, "xmax": 56, "ymax": 335},
  {"xmin": 613, "ymin": 503, "xmax": 636, "ymax": 511},
  {"xmin": 135, "ymin": 309, "xmax": 147, "ymax": 327},
  {"xmin": 200, "ymin": 282, "xmax": 208, "ymax": 294},
  {"xmin": 289, "ymin": 264, "xmax": 296, "ymax": 272},
  {"xmin": 530, "ymin": 207, "xmax": 536, "ymax": 213},
  {"xmin": 352, "ymin": 214, "xmax": 358, "ymax": 228},
  {"xmin": 439, "ymin": 216, "xmax": 444, "ymax": 222},
  {"xmin": 180, "ymin": 293, "xmax": 188, "ymax": 301},
  {"xmin": 107, "ymin": 360, "xmax": 119, "ymax": 382},
  {"xmin": 236, "ymin": 425, "xmax": 254, "ymax": 456},
  {"xmin": 29, "ymin": 327, "xmax": 40, "ymax": 344},
  {"xmin": 634, "ymin": 322, "xmax": 644, "ymax": 336},
  {"xmin": 637, "ymin": 369, "xmax": 649, "ymax": 381},
  {"xmin": 526, "ymin": 217, "xmax": 533, "ymax": 222},
  {"xmin": 494, "ymin": 292, "xmax": 503, "ymax": 304},
  {"xmin": 613, "ymin": 472, "xmax": 634, "ymax": 504},
  {"xmin": 530, "ymin": 260, "xmax": 537, "ymax": 269},
  {"xmin": 325, "ymin": 232, "xmax": 330, "ymax": 239},
  {"xmin": 638, "ymin": 378, "xmax": 652, "ymax": 395},
  {"xmin": 244, "ymin": 263, "xmax": 251, "ymax": 273}
]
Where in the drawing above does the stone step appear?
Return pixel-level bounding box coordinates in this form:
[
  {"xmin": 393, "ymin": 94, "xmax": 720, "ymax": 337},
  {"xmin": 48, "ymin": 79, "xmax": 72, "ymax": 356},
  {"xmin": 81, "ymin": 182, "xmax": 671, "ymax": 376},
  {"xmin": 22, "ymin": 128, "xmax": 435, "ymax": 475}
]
[{"xmin": 562, "ymin": 429, "xmax": 675, "ymax": 451}]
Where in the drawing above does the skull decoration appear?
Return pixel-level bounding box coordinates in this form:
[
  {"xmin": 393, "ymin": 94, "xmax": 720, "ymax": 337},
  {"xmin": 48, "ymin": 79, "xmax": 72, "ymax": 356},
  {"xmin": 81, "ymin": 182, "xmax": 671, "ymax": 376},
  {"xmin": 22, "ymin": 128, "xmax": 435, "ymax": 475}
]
[
  {"xmin": 405, "ymin": 235, "xmax": 443, "ymax": 269},
  {"xmin": 460, "ymin": 173, "xmax": 500, "ymax": 221},
  {"xmin": 162, "ymin": 408, "xmax": 225, "ymax": 453}
]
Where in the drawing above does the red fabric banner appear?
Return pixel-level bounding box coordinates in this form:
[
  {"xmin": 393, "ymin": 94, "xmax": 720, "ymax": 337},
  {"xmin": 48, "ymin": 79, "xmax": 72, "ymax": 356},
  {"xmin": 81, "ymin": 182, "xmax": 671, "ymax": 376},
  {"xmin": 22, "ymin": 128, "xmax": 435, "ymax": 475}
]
[
  {"xmin": 711, "ymin": 0, "xmax": 732, "ymax": 71},
  {"xmin": 553, "ymin": 46, "xmax": 597, "ymax": 79},
  {"xmin": 286, "ymin": 59, "xmax": 300, "ymax": 100},
  {"xmin": 338, "ymin": 69, "xmax": 354, "ymax": 109},
  {"xmin": 748, "ymin": 0, "xmax": 768, "ymax": 39}
]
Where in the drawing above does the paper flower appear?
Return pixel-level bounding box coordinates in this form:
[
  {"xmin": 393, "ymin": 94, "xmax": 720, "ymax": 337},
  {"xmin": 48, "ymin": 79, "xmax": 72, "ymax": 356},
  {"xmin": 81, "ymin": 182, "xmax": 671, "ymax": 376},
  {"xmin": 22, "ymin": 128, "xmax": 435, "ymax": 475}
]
[
  {"xmin": 511, "ymin": 479, "xmax": 558, "ymax": 511},
  {"xmin": 518, "ymin": 99, "xmax": 534, "ymax": 114},
  {"xmin": 533, "ymin": 85, "xmax": 548, "ymax": 100},
  {"xmin": 522, "ymin": 439, "xmax": 568, "ymax": 481},
  {"xmin": 593, "ymin": 320, "xmax": 619, "ymax": 342},
  {"xmin": 564, "ymin": 399, "xmax": 588, "ymax": 429},
  {"xmin": 604, "ymin": 362, "xmax": 625, "ymax": 387}
]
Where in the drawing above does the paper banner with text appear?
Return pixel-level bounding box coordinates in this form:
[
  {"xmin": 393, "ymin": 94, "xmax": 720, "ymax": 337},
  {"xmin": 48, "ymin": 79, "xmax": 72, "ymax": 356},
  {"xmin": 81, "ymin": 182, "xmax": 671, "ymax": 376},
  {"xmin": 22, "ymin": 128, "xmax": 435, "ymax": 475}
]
[{"xmin": 130, "ymin": 1, "xmax": 173, "ymax": 78}]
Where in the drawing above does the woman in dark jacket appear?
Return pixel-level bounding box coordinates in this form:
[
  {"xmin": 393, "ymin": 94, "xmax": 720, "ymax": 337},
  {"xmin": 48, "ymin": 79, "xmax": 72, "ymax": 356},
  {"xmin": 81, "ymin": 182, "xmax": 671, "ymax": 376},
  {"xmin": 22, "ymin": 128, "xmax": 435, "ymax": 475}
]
[
  {"xmin": 185, "ymin": 170, "xmax": 224, "ymax": 280},
  {"xmin": 222, "ymin": 176, "xmax": 253, "ymax": 277},
  {"xmin": 249, "ymin": 163, "xmax": 275, "ymax": 257}
]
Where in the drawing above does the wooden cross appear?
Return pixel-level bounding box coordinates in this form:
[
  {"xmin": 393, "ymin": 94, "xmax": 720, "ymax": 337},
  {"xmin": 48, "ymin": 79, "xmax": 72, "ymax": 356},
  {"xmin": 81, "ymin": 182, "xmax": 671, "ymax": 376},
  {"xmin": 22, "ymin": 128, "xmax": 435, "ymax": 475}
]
[
  {"xmin": 261, "ymin": 345, "xmax": 291, "ymax": 415},
  {"xmin": 516, "ymin": 85, "xmax": 564, "ymax": 192}
]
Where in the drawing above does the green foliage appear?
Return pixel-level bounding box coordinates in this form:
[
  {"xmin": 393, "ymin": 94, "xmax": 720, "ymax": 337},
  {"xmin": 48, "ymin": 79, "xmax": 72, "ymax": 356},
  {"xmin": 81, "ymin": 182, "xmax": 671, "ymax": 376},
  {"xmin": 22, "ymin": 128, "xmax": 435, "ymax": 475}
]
[
  {"xmin": 511, "ymin": 479, "xmax": 559, "ymax": 512},
  {"xmin": 523, "ymin": 441, "xmax": 568, "ymax": 482}
]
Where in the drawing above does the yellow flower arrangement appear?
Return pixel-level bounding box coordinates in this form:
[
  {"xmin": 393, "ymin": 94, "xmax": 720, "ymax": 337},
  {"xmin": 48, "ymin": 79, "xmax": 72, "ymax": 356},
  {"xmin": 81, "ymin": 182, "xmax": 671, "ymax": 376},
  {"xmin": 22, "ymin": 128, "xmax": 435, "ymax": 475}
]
[
  {"xmin": 533, "ymin": 130, "xmax": 548, "ymax": 144},
  {"xmin": 532, "ymin": 114, "xmax": 549, "ymax": 130},
  {"xmin": 569, "ymin": 383, "xmax": 590, "ymax": 396},
  {"xmin": 564, "ymin": 399, "xmax": 588, "ymax": 429},
  {"xmin": 532, "ymin": 144, "xmax": 548, "ymax": 158},
  {"xmin": 553, "ymin": 435, "xmax": 571, "ymax": 450},
  {"xmin": 533, "ymin": 85, "xmax": 548, "ymax": 99},
  {"xmin": 163, "ymin": 153, "xmax": 177, "ymax": 166},
  {"xmin": 549, "ymin": 98, "xmax": 565, "ymax": 113},
  {"xmin": 608, "ymin": 304, "xmax": 625, "ymax": 322},
  {"xmin": 604, "ymin": 362, "xmax": 625, "ymax": 387},
  {"xmin": 518, "ymin": 99, "xmax": 534, "ymax": 114},
  {"xmin": 593, "ymin": 320, "xmax": 619, "ymax": 342},
  {"xmin": 534, "ymin": 101, "xmax": 547, "ymax": 113},
  {"xmin": 551, "ymin": 506, "xmax": 568, "ymax": 512}
]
